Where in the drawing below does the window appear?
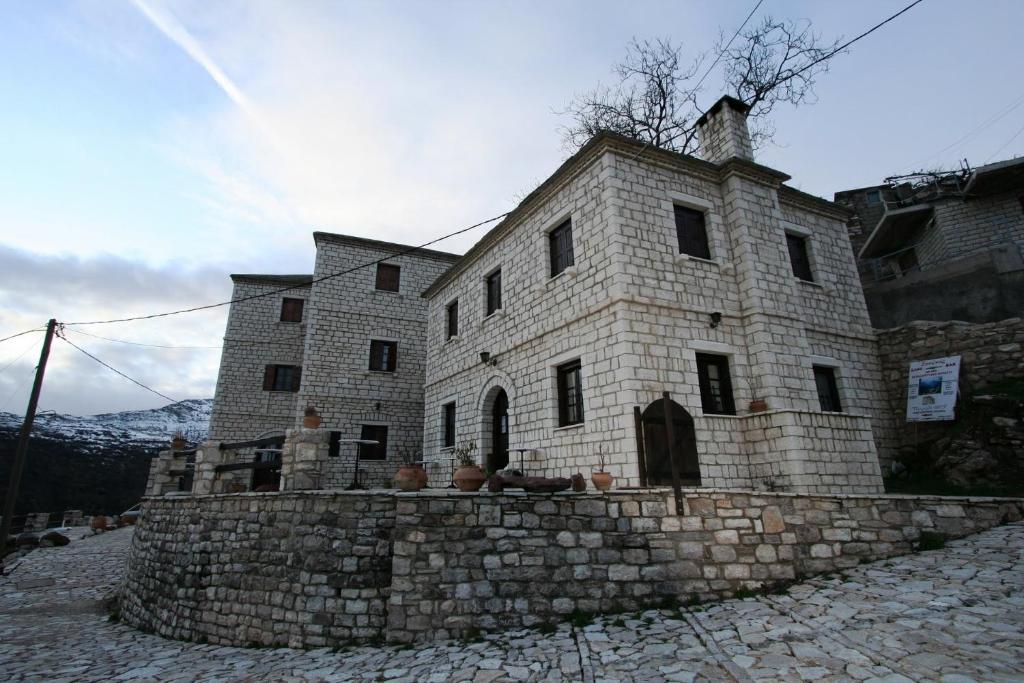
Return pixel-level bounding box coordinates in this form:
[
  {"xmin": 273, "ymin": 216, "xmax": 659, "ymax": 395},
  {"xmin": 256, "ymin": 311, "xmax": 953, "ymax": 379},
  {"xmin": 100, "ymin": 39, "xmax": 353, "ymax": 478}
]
[
  {"xmin": 556, "ymin": 359, "xmax": 584, "ymax": 426},
  {"xmin": 786, "ymin": 233, "xmax": 814, "ymax": 282},
  {"xmin": 896, "ymin": 248, "xmax": 919, "ymax": 275},
  {"xmin": 442, "ymin": 402, "xmax": 456, "ymax": 448},
  {"xmin": 549, "ymin": 218, "xmax": 575, "ymax": 276},
  {"xmin": 486, "ymin": 269, "xmax": 502, "ymax": 316},
  {"xmin": 375, "ymin": 263, "xmax": 401, "ymax": 292},
  {"xmin": 814, "ymin": 366, "xmax": 842, "ymax": 412},
  {"xmin": 674, "ymin": 205, "xmax": 711, "ymax": 260},
  {"xmin": 262, "ymin": 364, "xmax": 301, "ymax": 392},
  {"xmin": 358, "ymin": 425, "xmax": 388, "ymax": 460},
  {"xmin": 328, "ymin": 431, "xmax": 342, "ymax": 458},
  {"xmin": 865, "ymin": 189, "xmax": 882, "ymax": 205},
  {"xmin": 280, "ymin": 297, "xmax": 304, "ymax": 322},
  {"xmin": 447, "ymin": 300, "xmax": 459, "ymax": 339},
  {"xmin": 695, "ymin": 354, "xmax": 735, "ymax": 415},
  {"xmin": 368, "ymin": 340, "xmax": 397, "ymax": 372}
]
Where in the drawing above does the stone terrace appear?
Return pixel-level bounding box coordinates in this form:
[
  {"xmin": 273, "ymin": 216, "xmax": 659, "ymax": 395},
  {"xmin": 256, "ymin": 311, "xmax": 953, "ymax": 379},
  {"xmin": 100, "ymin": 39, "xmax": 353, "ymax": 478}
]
[{"xmin": 1, "ymin": 522, "xmax": 1023, "ymax": 681}]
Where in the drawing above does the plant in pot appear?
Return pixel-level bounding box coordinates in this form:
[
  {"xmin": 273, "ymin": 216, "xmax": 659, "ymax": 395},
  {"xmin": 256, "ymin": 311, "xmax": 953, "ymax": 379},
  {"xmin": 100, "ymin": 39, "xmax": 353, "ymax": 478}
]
[
  {"xmin": 303, "ymin": 406, "xmax": 322, "ymax": 428},
  {"xmin": 394, "ymin": 448, "xmax": 427, "ymax": 492},
  {"xmin": 591, "ymin": 452, "xmax": 614, "ymax": 492},
  {"xmin": 452, "ymin": 441, "xmax": 486, "ymax": 492},
  {"xmin": 749, "ymin": 399, "xmax": 768, "ymax": 413},
  {"xmin": 170, "ymin": 430, "xmax": 187, "ymax": 451}
]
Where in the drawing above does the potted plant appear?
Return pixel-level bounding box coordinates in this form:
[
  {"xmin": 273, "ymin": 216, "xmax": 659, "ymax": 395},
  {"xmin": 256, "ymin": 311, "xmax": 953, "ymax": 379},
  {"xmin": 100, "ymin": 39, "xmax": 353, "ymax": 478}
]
[
  {"xmin": 170, "ymin": 431, "xmax": 187, "ymax": 451},
  {"xmin": 452, "ymin": 441, "xmax": 486, "ymax": 492},
  {"xmin": 303, "ymin": 406, "xmax": 322, "ymax": 428},
  {"xmin": 394, "ymin": 449, "xmax": 427, "ymax": 491},
  {"xmin": 591, "ymin": 453, "xmax": 613, "ymax": 491},
  {"xmin": 749, "ymin": 399, "xmax": 768, "ymax": 413}
]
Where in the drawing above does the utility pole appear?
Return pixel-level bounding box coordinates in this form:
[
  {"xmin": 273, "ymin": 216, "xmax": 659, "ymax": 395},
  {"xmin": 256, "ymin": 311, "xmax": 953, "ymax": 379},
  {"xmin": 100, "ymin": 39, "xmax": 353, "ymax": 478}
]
[{"xmin": 1, "ymin": 319, "xmax": 57, "ymax": 548}]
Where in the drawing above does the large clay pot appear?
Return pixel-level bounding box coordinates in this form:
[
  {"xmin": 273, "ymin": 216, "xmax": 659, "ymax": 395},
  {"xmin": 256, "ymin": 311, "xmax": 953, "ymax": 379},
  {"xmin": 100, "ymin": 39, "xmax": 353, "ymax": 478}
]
[
  {"xmin": 749, "ymin": 399, "xmax": 768, "ymax": 413},
  {"xmin": 394, "ymin": 466, "xmax": 425, "ymax": 492},
  {"xmin": 171, "ymin": 437, "xmax": 187, "ymax": 450},
  {"xmin": 591, "ymin": 471, "xmax": 613, "ymax": 491},
  {"xmin": 453, "ymin": 465, "xmax": 486, "ymax": 492},
  {"xmin": 303, "ymin": 414, "xmax": 322, "ymax": 428}
]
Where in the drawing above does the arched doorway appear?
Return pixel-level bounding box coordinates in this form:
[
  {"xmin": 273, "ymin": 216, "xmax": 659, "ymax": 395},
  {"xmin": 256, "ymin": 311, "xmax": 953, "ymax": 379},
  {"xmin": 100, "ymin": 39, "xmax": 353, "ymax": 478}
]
[
  {"xmin": 641, "ymin": 399, "xmax": 701, "ymax": 486},
  {"xmin": 487, "ymin": 389, "xmax": 509, "ymax": 473}
]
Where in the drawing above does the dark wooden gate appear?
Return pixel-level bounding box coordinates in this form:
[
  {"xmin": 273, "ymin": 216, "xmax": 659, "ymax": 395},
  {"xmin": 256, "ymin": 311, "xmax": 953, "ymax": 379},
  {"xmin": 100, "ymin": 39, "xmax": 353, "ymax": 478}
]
[{"xmin": 640, "ymin": 398, "xmax": 701, "ymax": 486}]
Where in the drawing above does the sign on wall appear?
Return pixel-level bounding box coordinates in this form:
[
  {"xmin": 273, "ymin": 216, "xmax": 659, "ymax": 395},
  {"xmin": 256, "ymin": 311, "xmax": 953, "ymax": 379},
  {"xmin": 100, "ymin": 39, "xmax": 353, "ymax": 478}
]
[{"xmin": 906, "ymin": 355, "xmax": 961, "ymax": 422}]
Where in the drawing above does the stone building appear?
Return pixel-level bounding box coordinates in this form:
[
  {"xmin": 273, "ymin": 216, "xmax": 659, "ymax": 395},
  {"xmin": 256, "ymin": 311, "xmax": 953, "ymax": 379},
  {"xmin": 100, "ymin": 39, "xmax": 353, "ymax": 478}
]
[
  {"xmin": 835, "ymin": 157, "xmax": 1024, "ymax": 327},
  {"xmin": 420, "ymin": 96, "xmax": 889, "ymax": 493},
  {"xmin": 207, "ymin": 235, "xmax": 457, "ymax": 488}
]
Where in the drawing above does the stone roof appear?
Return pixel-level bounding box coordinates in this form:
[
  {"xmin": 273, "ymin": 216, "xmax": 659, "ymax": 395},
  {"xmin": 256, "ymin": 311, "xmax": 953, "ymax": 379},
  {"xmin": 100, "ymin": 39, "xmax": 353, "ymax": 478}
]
[
  {"xmin": 229, "ymin": 274, "xmax": 313, "ymax": 286},
  {"xmin": 313, "ymin": 231, "xmax": 461, "ymax": 262}
]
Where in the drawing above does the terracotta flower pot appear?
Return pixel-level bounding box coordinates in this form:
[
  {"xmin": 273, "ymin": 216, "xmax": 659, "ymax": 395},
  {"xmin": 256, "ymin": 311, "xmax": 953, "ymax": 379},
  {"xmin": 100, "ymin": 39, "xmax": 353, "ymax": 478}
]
[
  {"xmin": 749, "ymin": 399, "xmax": 768, "ymax": 413},
  {"xmin": 303, "ymin": 414, "xmax": 322, "ymax": 428},
  {"xmin": 591, "ymin": 471, "xmax": 613, "ymax": 491},
  {"xmin": 171, "ymin": 437, "xmax": 186, "ymax": 450},
  {"xmin": 453, "ymin": 465, "xmax": 486, "ymax": 492},
  {"xmin": 394, "ymin": 466, "xmax": 425, "ymax": 492}
]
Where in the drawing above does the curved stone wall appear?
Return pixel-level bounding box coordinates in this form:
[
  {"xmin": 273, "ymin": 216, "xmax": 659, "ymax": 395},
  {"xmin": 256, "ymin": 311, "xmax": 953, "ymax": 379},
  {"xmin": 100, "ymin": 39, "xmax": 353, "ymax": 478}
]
[{"xmin": 122, "ymin": 489, "xmax": 1023, "ymax": 647}]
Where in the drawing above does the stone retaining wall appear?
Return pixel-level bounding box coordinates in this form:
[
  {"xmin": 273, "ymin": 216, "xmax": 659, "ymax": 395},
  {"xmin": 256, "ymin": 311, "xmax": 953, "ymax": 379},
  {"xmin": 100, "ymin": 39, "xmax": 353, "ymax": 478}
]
[{"xmin": 122, "ymin": 489, "xmax": 1023, "ymax": 647}]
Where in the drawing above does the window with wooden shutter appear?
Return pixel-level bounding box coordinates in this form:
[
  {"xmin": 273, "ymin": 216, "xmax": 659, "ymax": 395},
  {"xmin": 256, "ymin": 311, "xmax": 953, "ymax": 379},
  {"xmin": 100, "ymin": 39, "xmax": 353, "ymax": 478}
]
[
  {"xmin": 442, "ymin": 402, "xmax": 456, "ymax": 448},
  {"xmin": 813, "ymin": 366, "xmax": 843, "ymax": 412},
  {"xmin": 447, "ymin": 300, "xmax": 459, "ymax": 339},
  {"xmin": 280, "ymin": 297, "xmax": 304, "ymax": 322},
  {"xmin": 368, "ymin": 340, "xmax": 398, "ymax": 372},
  {"xmin": 549, "ymin": 219, "xmax": 575, "ymax": 276},
  {"xmin": 556, "ymin": 359, "xmax": 584, "ymax": 426},
  {"xmin": 486, "ymin": 269, "xmax": 502, "ymax": 316},
  {"xmin": 375, "ymin": 263, "xmax": 401, "ymax": 292},
  {"xmin": 786, "ymin": 233, "xmax": 814, "ymax": 281},
  {"xmin": 263, "ymin": 364, "xmax": 301, "ymax": 392},
  {"xmin": 674, "ymin": 206, "xmax": 711, "ymax": 259},
  {"xmin": 358, "ymin": 425, "xmax": 388, "ymax": 460},
  {"xmin": 695, "ymin": 354, "xmax": 735, "ymax": 415}
]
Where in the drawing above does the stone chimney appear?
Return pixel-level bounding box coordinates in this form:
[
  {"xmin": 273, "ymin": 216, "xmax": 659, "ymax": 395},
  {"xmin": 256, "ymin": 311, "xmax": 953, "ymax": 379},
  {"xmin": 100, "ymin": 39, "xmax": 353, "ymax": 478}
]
[{"xmin": 696, "ymin": 95, "xmax": 753, "ymax": 164}]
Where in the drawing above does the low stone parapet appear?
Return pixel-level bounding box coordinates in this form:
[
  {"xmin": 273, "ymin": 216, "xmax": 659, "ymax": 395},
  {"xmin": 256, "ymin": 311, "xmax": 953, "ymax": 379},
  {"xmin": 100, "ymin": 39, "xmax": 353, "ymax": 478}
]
[{"xmin": 120, "ymin": 488, "xmax": 1023, "ymax": 647}]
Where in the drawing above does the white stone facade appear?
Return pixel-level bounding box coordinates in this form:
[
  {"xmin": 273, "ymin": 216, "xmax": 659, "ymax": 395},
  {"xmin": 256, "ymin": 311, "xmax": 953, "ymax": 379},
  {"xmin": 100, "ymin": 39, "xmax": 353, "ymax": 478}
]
[{"xmin": 420, "ymin": 97, "xmax": 888, "ymax": 494}]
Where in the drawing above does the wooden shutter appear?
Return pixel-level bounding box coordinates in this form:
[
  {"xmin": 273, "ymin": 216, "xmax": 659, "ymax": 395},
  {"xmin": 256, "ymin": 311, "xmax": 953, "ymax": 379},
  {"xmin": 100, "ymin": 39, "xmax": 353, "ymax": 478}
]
[
  {"xmin": 280, "ymin": 298, "xmax": 304, "ymax": 322},
  {"xmin": 675, "ymin": 206, "xmax": 711, "ymax": 259},
  {"xmin": 291, "ymin": 366, "xmax": 302, "ymax": 392},
  {"xmin": 263, "ymin": 365, "xmax": 275, "ymax": 390},
  {"xmin": 786, "ymin": 233, "xmax": 814, "ymax": 281},
  {"xmin": 376, "ymin": 264, "xmax": 400, "ymax": 292},
  {"xmin": 387, "ymin": 343, "xmax": 397, "ymax": 371}
]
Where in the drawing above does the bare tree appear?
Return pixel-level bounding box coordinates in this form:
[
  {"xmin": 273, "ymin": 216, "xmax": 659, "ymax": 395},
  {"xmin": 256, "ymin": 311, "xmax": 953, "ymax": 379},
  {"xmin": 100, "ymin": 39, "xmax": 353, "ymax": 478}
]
[{"xmin": 559, "ymin": 18, "xmax": 843, "ymax": 156}]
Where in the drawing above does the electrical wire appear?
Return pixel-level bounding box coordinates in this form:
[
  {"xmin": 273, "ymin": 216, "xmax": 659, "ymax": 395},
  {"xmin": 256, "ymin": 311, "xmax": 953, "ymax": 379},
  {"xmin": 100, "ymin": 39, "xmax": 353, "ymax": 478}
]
[
  {"xmin": 0, "ymin": 363, "xmax": 39, "ymax": 414},
  {"xmin": 694, "ymin": 0, "xmax": 765, "ymax": 93},
  {"xmin": 64, "ymin": 212, "xmax": 510, "ymax": 327},
  {"xmin": 66, "ymin": 327, "xmax": 310, "ymax": 350},
  {"xmin": 984, "ymin": 120, "xmax": 1024, "ymax": 164},
  {"xmin": 0, "ymin": 327, "xmax": 45, "ymax": 345},
  {"xmin": 0, "ymin": 335, "xmax": 43, "ymax": 375},
  {"xmin": 57, "ymin": 333, "xmax": 180, "ymax": 404},
  {"xmin": 914, "ymin": 91, "xmax": 1024, "ymax": 170}
]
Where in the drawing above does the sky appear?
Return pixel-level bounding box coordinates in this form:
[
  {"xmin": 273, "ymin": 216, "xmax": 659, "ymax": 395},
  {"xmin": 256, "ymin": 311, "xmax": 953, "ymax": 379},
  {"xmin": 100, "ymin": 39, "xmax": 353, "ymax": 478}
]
[{"xmin": 0, "ymin": 0, "xmax": 1022, "ymax": 416}]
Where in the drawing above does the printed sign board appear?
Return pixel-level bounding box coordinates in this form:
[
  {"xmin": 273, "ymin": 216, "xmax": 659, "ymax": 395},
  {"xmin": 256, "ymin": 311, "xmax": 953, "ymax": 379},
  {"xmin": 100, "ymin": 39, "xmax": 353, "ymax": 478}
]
[{"xmin": 906, "ymin": 355, "xmax": 961, "ymax": 422}]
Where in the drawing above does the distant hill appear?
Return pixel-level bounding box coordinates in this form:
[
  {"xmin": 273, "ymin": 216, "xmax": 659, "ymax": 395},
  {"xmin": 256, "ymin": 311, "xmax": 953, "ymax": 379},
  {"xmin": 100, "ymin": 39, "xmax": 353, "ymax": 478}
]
[{"xmin": 0, "ymin": 399, "xmax": 211, "ymax": 518}]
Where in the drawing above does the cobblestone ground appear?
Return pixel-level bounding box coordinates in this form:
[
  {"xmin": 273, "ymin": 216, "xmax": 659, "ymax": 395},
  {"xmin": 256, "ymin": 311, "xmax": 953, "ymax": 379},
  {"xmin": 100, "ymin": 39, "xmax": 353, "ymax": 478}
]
[{"xmin": 1, "ymin": 523, "xmax": 1022, "ymax": 682}]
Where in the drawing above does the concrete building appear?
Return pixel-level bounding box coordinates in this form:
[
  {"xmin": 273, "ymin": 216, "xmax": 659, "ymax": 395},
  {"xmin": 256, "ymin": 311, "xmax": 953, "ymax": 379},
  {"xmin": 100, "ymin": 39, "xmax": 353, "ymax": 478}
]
[
  {"xmin": 835, "ymin": 158, "xmax": 1024, "ymax": 328},
  {"xmin": 420, "ymin": 96, "xmax": 889, "ymax": 493},
  {"xmin": 207, "ymin": 235, "xmax": 457, "ymax": 488}
]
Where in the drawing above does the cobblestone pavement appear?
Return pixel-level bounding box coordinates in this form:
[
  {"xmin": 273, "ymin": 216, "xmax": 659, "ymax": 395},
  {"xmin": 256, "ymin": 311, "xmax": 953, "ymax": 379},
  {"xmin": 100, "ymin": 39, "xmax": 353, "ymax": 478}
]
[{"xmin": 1, "ymin": 523, "xmax": 1022, "ymax": 682}]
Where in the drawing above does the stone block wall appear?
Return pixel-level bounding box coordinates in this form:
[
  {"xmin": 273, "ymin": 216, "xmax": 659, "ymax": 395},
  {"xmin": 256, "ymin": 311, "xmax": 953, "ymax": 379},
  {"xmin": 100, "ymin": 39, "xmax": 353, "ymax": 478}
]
[
  {"xmin": 144, "ymin": 449, "xmax": 193, "ymax": 496},
  {"xmin": 122, "ymin": 489, "xmax": 1022, "ymax": 647},
  {"xmin": 120, "ymin": 492, "xmax": 395, "ymax": 648}
]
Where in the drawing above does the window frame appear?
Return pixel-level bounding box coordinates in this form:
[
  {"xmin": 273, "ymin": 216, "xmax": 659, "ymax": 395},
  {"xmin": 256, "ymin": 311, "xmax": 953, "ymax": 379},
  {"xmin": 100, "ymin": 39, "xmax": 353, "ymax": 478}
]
[
  {"xmin": 442, "ymin": 402, "xmax": 456, "ymax": 448},
  {"xmin": 279, "ymin": 297, "xmax": 305, "ymax": 323},
  {"xmin": 446, "ymin": 300, "xmax": 459, "ymax": 339},
  {"xmin": 695, "ymin": 353, "xmax": 736, "ymax": 416},
  {"xmin": 375, "ymin": 263, "xmax": 401, "ymax": 293},
  {"xmin": 368, "ymin": 339, "xmax": 398, "ymax": 372},
  {"xmin": 674, "ymin": 204, "xmax": 712, "ymax": 260},
  {"xmin": 485, "ymin": 269, "xmax": 502, "ymax": 317},
  {"xmin": 556, "ymin": 359, "xmax": 585, "ymax": 427},
  {"xmin": 358, "ymin": 424, "xmax": 388, "ymax": 461},
  {"xmin": 785, "ymin": 232, "xmax": 815, "ymax": 282},
  {"xmin": 548, "ymin": 218, "xmax": 575, "ymax": 277},
  {"xmin": 813, "ymin": 365, "xmax": 843, "ymax": 413},
  {"xmin": 262, "ymin": 364, "xmax": 302, "ymax": 393}
]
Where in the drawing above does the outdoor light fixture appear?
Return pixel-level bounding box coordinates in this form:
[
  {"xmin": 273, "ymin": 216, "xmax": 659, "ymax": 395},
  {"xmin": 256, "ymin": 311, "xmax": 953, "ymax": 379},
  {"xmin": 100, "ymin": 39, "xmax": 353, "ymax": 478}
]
[
  {"xmin": 479, "ymin": 351, "xmax": 497, "ymax": 367},
  {"xmin": 709, "ymin": 311, "xmax": 722, "ymax": 328}
]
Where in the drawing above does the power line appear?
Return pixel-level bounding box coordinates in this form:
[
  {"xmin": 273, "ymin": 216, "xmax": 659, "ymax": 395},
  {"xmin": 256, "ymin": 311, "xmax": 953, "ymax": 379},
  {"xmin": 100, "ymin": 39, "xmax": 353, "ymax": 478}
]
[
  {"xmin": 914, "ymin": 91, "xmax": 1024, "ymax": 170},
  {"xmin": 65, "ymin": 212, "xmax": 510, "ymax": 327},
  {"xmin": 57, "ymin": 332, "xmax": 180, "ymax": 405},
  {"xmin": 741, "ymin": 0, "xmax": 929, "ymax": 107},
  {"xmin": 984, "ymin": 120, "xmax": 1024, "ymax": 164},
  {"xmin": 67, "ymin": 327, "xmax": 309, "ymax": 350},
  {"xmin": 0, "ymin": 327, "xmax": 45, "ymax": 345},
  {"xmin": 693, "ymin": 0, "xmax": 765, "ymax": 93},
  {"xmin": 0, "ymin": 335, "xmax": 43, "ymax": 375}
]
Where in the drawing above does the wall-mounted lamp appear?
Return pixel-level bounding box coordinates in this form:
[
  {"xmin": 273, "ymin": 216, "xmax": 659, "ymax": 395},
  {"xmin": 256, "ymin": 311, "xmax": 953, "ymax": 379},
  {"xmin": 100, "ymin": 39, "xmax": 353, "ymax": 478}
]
[
  {"xmin": 709, "ymin": 311, "xmax": 722, "ymax": 329},
  {"xmin": 479, "ymin": 351, "xmax": 498, "ymax": 367}
]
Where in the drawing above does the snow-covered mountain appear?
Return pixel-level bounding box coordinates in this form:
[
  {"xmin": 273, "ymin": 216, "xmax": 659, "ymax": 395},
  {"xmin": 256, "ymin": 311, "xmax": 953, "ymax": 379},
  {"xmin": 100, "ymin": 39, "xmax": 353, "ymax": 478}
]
[{"xmin": 0, "ymin": 399, "xmax": 212, "ymax": 454}]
